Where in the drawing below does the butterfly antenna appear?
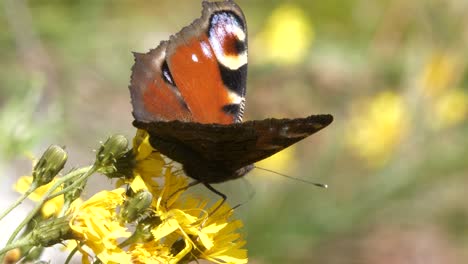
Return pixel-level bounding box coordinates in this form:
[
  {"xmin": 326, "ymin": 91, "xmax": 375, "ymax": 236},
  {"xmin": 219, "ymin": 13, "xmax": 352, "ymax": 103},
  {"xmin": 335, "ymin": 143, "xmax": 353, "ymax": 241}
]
[
  {"xmin": 254, "ymin": 166, "xmax": 328, "ymax": 188},
  {"xmin": 231, "ymin": 178, "xmax": 256, "ymax": 210}
]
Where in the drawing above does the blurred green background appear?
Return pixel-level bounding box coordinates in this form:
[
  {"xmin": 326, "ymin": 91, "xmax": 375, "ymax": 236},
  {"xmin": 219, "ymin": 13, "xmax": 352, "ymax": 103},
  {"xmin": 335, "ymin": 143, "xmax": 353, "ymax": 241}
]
[{"xmin": 1, "ymin": 0, "xmax": 468, "ymax": 263}]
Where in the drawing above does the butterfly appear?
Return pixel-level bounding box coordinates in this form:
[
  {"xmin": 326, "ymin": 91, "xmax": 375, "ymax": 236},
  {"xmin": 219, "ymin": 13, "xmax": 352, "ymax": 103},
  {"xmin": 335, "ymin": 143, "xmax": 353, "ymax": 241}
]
[{"xmin": 129, "ymin": 0, "xmax": 333, "ymax": 200}]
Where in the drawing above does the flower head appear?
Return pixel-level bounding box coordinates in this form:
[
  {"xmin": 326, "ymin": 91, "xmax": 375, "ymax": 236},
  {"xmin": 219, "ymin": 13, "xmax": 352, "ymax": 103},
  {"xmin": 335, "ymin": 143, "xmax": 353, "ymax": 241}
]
[
  {"xmin": 129, "ymin": 241, "xmax": 174, "ymax": 263},
  {"xmin": 418, "ymin": 51, "xmax": 468, "ymax": 130},
  {"xmin": 420, "ymin": 52, "xmax": 459, "ymax": 97},
  {"xmin": 128, "ymin": 129, "xmax": 165, "ymax": 192},
  {"xmin": 431, "ymin": 89, "xmax": 468, "ymax": 129},
  {"xmin": 253, "ymin": 3, "xmax": 314, "ymax": 65},
  {"xmin": 65, "ymin": 130, "xmax": 247, "ymax": 264},
  {"xmin": 69, "ymin": 189, "xmax": 132, "ymax": 264},
  {"xmin": 347, "ymin": 91, "xmax": 409, "ymax": 167}
]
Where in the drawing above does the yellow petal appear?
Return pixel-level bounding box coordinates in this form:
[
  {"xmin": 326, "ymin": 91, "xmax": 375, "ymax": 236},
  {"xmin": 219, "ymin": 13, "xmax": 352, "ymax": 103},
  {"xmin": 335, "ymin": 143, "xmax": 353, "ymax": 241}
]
[
  {"xmin": 202, "ymin": 222, "xmax": 228, "ymax": 234},
  {"xmin": 130, "ymin": 175, "xmax": 148, "ymax": 192},
  {"xmin": 198, "ymin": 232, "xmax": 214, "ymax": 250},
  {"xmin": 152, "ymin": 218, "xmax": 180, "ymax": 241}
]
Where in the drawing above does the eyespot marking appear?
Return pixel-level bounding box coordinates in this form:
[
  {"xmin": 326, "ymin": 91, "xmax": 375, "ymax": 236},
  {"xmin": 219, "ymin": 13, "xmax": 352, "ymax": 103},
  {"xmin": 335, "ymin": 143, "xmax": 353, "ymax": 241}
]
[{"xmin": 208, "ymin": 11, "xmax": 247, "ymax": 70}]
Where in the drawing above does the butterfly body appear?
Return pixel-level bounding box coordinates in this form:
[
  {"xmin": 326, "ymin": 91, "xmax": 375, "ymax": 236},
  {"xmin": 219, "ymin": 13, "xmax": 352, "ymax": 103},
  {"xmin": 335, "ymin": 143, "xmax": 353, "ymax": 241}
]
[{"xmin": 129, "ymin": 0, "xmax": 333, "ymax": 185}]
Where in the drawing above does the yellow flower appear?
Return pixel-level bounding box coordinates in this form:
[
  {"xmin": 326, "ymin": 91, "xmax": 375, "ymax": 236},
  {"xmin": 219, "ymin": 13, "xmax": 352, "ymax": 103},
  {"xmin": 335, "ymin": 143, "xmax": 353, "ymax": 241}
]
[
  {"xmin": 14, "ymin": 175, "xmax": 64, "ymax": 218},
  {"xmin": 347, "ymin": 91, "xmax": 409, "ymax": 167},
  {"xmin": 116, "ymin": 129, "xmax": 165, "ymax": 192},
  {"xmin": 432, "ymin": 88, "xmax": 468, "ymax": 129},
  {"xmin": 130, "ymin": 241, "xmax": 174, "ymax": 264},
  {"xmin": 254, "ymin": 3, "xmax": 314, "ymax": 65},
  {"xmin": 417, "ymin": 52, "xmax": 467, "ymax": 129},
  {"xmin": 105, "ymin": 130, "xmax": 247, "ymax": 263},
  {"xmin": 69, "ymin": 189, "xmax": 132, "ymax": 264},
  {"xmin": 133, "ymin": 129, "xmax": 165, "ymax": 178},
  {"xmin": 138, "ymin": 170, "xmax": 247, "ymax": 263},
  {"xmin": 420, "ymin": 52, "xmax": 459, "ymax": 97},
  {"xmin": 8, "ymin": 126, "xmax": 247, "ymax": 263},
  {"xmin": 191, "ymin": 202, "xmax": 248, "ymax": 264}
]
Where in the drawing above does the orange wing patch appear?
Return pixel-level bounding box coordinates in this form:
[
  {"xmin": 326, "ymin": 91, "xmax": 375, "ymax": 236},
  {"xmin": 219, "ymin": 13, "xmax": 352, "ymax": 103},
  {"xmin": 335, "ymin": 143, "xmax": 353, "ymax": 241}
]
[
  {"xmin": 142, "ymin": 74, "xmax": 191, "ymax": 122},
  {"xmin": 168, "ymin": 35, "xmax": 235, "ymax": 124},
  {"xmin": 130, "ymin": 44, "xmax": 192, "ymax": 122}
]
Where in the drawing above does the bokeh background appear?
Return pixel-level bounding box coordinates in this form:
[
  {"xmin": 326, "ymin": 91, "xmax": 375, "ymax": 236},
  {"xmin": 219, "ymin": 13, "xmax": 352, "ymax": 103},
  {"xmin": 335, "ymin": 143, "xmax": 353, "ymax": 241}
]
[{"xmin": 1, "ymin": 0, "xmax": 468, "ymax": 263}]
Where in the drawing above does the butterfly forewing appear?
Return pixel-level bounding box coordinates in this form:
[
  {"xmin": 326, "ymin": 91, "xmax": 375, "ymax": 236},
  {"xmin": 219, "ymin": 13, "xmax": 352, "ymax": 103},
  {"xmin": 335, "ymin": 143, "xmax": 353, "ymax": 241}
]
[{"xmin": 129, "ymin": 0, "xmax": 247, "ymax": 124}]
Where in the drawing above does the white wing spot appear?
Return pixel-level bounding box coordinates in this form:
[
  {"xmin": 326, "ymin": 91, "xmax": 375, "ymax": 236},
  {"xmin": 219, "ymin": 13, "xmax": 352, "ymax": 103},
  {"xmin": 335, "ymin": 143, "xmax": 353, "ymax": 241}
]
[
  {"xmin": 228, "ymin": 91, "xmax": 243, "ymax": 104},
  {"xmin": 200, "ymin": 41, "xmax": 212, "ymax": 58},
  {"xmin": 281, "ymin": 125, "xmax": 310, "ymax": 138},
  {"xmin": 192, "ymin": 54, "xmax": 199, "ymax": 62}
]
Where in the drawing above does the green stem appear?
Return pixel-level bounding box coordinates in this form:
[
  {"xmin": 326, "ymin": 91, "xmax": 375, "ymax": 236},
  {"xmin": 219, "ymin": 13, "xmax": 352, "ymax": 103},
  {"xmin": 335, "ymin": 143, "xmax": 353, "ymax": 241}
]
[
  {"xmin": 4, "ymin": 165, "xmax": 96, "ymax": 247},
  {"xmin": 0, "ymin": 183, "xmax": 37, "ymax": 221},
  {"xmin": 59, "ymin": 198, "xmax": 73, "ymax": 217},
  {"xmin": 47, "ymin": 168, "xmax": 92, "ymax": 200},
  {"xmin": 118, "ymin": 232, "xmax": 140, "ymax": 249},
  {"xmin": 64, "ymin": 244, "xmax": 80, "ymax": 264},
  {"xmin": 0, "ymin": 236, "xmax": 32, "ymax": 256}
]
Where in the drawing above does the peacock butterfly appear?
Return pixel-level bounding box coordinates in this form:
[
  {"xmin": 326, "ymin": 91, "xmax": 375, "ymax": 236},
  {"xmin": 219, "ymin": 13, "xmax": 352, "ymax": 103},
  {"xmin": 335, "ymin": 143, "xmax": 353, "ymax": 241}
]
[{"xmin": 129, "ymin": 0, "xmax": 333, "ymax": 198}]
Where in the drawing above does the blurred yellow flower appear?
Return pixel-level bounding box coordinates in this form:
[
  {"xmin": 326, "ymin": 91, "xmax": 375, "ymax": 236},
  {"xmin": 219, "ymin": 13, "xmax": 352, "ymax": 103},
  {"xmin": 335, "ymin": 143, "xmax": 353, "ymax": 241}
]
[
  {"xmin": 14, "ymin": 175, "xmax": 64, "ymax": 218},
  {"xmin": 347, "ymin": 91, "xmax": 409, "ymax": 167},
  {"xmin": 418, "ymin": 52, "xmax": 467, "ymax": 129},
  {"xmin": 256, "ymin": 145, "xmax": 297, "ymax": 181},
  {"xmin": 420, "ymin": 52, "xmax": 459, "ymax": 97},
  {"xmin": 254, "ymin": 3, "xmax": 314, "ymax": 65},
  {"xmin": 432, "ymin": 88, "xmax": 468, "ymax": 129}
]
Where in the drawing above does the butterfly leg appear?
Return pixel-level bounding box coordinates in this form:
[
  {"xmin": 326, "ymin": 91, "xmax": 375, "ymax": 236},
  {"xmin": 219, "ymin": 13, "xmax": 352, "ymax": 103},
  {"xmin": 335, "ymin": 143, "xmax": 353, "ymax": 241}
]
[
  {"xmin": 165, "ymin": 180, "xmax": 201, "ymax": 208},
  {"xmin": 203, "ymin": 183, "xmax": 228, "ymax": 215}
]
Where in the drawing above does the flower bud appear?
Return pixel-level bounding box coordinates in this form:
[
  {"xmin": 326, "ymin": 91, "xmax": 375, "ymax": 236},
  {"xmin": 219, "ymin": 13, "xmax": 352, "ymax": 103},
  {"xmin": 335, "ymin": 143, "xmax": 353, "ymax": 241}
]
[
  {"xmin": 118, "ymin": 216, "xmax": 161, "ymax": 248},
  {"xmin": 13, "ymin": 216, "xmax": 73, "ymax": 253},
  {"xmin": 119, "ymin": 190, "xmax": 153, "ymax": 223},
  {"xmin": 95, "ymin": 135, "xmax": 128, "ymax": 168},
  {"xmin": 63, "ymin": 175, "xmax": 86, "ymax": 205},
  {"xmin": 134, "ymin": 217, "xmax": 160, "ymax": 242},
  {"xmin": 30, "ymin": 216, "xmax": 73, "ymax": 246},
  {"xmin": 33, "ymin": 145, "xmax": 67, "ymax": 186}
]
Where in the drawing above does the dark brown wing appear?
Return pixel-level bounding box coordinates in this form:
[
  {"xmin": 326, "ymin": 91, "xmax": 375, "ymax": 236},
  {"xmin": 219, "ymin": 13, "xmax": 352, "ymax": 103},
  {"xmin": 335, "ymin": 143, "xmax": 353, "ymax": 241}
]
[{"xmin": 134, "ymin": 114, "xmax": 333, "ymax": 170}]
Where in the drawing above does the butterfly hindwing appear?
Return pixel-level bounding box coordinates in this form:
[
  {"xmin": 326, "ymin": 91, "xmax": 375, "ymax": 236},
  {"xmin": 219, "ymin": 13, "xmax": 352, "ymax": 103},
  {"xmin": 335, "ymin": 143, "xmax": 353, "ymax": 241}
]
[
  {"xmin": 129, "ymin": 0, "xmax": 247, "ymax": 124},
  {"xmin": 134, "ymin": 114, "xmax": 333, "ymax": 183}
]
